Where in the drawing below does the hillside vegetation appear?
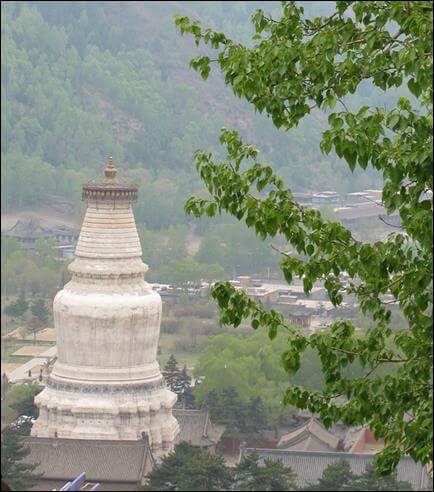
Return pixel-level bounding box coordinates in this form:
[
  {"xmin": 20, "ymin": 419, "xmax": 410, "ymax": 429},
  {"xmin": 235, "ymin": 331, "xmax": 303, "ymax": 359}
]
[
  {"xmin": 2, "ymin": 2, "xmax": 386, "ymax": 212},
  {"xmin": 1, "ymin": 1, "xmax": 407, "ymax": 282}
]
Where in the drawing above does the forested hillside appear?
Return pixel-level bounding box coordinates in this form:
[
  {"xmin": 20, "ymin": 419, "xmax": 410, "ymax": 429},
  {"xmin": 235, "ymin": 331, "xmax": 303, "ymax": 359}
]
[
  {"xmin": 2, "ymin": 1, "xmax": 387, "ymax": 216},
  {"xmin": 2, "ymin": 1, "xmax": 410, "ymax": 282}
]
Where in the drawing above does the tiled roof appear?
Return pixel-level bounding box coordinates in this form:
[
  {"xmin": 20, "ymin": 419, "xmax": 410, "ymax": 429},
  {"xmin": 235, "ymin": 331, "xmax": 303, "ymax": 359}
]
[
  {"xmin": 5, "ymin": 218, "xmax": 77, "ymax": 238},
  {"xmin": 23, "ymin": 437, "xmax": 152, "ymax": 483},
  {"xmin": 173, "ymin": 409, "xmax": 225, "ymax": 447},
  {"xmin": 240, "ymin": 448, "xmax": 431, "ymax": 490},
  {"xmin": 278, "ymin": 418, "xmax": 341, "ymax": 451},
  {"xmin": 6, "ymin": 218, "xmax": 51, "ymax": 237}
]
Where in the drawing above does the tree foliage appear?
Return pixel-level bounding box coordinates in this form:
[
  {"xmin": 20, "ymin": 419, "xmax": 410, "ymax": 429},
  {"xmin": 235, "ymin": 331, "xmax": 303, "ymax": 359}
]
[
  {"xmin": 1, "ymin": 235, "xmax": 70, "ymax": 299},
  {"xmin": 163, "ymin": 354, "xmax": 183, "ymax": 395},
  {"xmin": 235, "ymin": 451, "xmax": 297, "ymax": 491},
  {"xmin": 3, "ymin": 293, "xmax": 29, "ymax": 318},
  {"xmin": 2, "ymin": 1, "xmax": 411, "ymax": 303},
  {"xmin": 175, "ymin": 0, "xmax": 433, "ymax": 475},
  {"xmin": 194, "ymin": 331, "xmax": 299, "ymax": 429},
  {"xmin": 3, "ymin": 381, "xmax": 42, "ymax": 422},
  {"xmin": 30, "ymin": 298, "xmax": 49, "ymax": 325},
  {"xmin": 305, "ymin": 459, "xmax": 355, "ymax": 491},
  {"xmin": 144, "ymin": 442, "xmax": 232, "ymax": 491},
  {"xmin": 351, "ymin": 462, "xmax": 412, "ymax": 491},
  {"xmin": 1, "ymin": 425, "xmax": 42, "ymax": 490},
  {"xmin": 305, "ymin": 459, "xmax": 412, "ymax": 491}
]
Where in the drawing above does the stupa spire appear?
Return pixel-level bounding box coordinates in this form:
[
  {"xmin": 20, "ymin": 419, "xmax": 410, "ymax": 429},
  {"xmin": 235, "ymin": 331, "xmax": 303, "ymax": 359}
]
[
  {"xmin": 104, "ymin": 156, "xmax": 117, "ymax": 183},
  {"xmin": 81, "ymin": 159, "xmax": 138, "ymax": 203}
]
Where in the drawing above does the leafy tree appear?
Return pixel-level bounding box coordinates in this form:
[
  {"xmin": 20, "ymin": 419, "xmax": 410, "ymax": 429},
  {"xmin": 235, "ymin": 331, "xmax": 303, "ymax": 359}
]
[
  {"xmin": 30, "ymin": 298, "xmax": 49, "ymax": 325},
  {"xmin": 195, "ymin": 222, "xmax": 276, "ymax": 277},
  {"xmin": 4, "ymin": 381, "xmax": 42, "ymax": 421},
  {"xmin": 34, "ymin": 237, "xmax": 56, "ymax": 258},
  {"xmin": 160, "ymin": 258, "xmax": 224, "ymax": 286},
  {"xmin": 175, "ymin": 1, "xmax": 433, "ymax": 474},
  {"xmin": 1, "ymin": 236, "xmax": 21, "ymax": 261},
  {"xmin": 144, "ymin": 442, "xmax": 232, "ymax": 491},
  {"xmin": 235, "ymin": 451, "xmax": 297, "ymax": 491},
  {"xmin": 3, "ymin": 293, "xmax": 28, "ymax": 318},
  {"xmin": 1, "ymin": 425, "xmax": 43, "ymax": 490},
  {"xmin": 194, "ymin": 331, "xmax": 334, "ymax": 429}
]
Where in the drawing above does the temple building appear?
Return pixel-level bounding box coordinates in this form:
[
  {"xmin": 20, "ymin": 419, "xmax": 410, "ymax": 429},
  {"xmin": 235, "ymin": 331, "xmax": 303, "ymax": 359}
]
[
  {"xmin": 172, "ymin": 408, "xmax": 225, "ymax": 455},
  {"xmin": 27, "ymin": 158, "xmax": 179, "ymax": 489},
  {"xmin": 277, "ymin": 417, "xmax": 343, "ymax": 452},
  {"xmin": 239, "ymin": 446, "xmax": 431, "ymax": 491},
  {"xmin": 4, "ymin": 217, "xmax": 78, "ymax": 250}
]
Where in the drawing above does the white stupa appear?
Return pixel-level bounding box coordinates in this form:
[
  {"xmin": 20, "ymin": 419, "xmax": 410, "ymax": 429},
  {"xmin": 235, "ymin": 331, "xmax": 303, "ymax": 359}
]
[{"xmin": 31, "ymin": 157, "xmax": 179, "ymax": 457}]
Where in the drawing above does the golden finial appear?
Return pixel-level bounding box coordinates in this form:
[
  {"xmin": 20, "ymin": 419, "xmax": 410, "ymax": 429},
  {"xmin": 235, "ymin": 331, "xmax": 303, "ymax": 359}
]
[{"xmin": 104, "ymin": 156, "xmax": 117, "ymax": 183}]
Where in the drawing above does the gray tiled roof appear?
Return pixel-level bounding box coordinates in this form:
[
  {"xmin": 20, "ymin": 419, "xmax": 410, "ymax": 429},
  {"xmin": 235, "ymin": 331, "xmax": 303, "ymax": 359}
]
[
  {"xmin": 23, "ymin": 437, "xmax": 152, "ymax": 483},
  {"xmin": 6, "ymin": 219, "xmax": 51, "ymax": 237},
  {"xmin": 240, "ymin": 448, "xmax": 431, "ymax": 491},
  {"xmin": 173, "ymin": 409, "xmax": 225, "ymax": 447},
  {"xmin": 278, "ymin": 418, "xmax": 341, "ymax": 451}
]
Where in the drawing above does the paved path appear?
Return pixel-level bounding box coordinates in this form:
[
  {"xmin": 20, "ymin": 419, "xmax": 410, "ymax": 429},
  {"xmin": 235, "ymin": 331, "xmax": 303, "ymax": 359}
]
[
  {"xmin": 8, "ymin": 346, "xmax": 57, "ymax": 382},
  {"xmin": 39, "ymin": 345, "xmax": 57, "ymax": 358}
]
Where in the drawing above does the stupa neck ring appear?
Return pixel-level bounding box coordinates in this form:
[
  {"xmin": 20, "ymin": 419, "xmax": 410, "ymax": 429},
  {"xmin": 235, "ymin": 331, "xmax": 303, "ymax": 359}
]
[{"xmin": 82, "ymin": 184, "xmax": 138, "ymax": 203}]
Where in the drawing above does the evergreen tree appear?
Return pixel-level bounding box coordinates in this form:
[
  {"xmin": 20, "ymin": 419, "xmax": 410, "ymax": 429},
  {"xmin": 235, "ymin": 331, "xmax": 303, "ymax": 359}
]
[
  {"xmin": 163, "ymin": 354, "xmax": 182, "ymax": 395},
  {"xmin": 178, "ymin": 365, "xmax": 192, "ymax": 408},
  {"xmin": 144, "ymin": 442, "xmax": 232, "ymax": 491},
  {"xmin": 1, "ymin": 425, "xmax": 43, "ymax": 490},
  {"xmin": 219, "ymin": 386, "xmax": 246, "ymax": 434},
  {"xmin": 305, "ymin": 459, "xmax": 355, "ymax": 491},
  {"xmin": 235, "ymin": 451, "xmax": 297, "ymax": 491},
  {"xmin": 183, "ymin": 385, "xmax": 196, "ymax": 409},
  {"xmin": 351, "ymin": 463, "xmax": 412, "ymax": 491},
  {"xmin": 204, "ymin": 389, "xmax": 222, "ymax": 421},
  {"xmin": 179, "ymin": 364, "xmax": 191, "ymax": 393},
  {"xmin": 245, "ymin": 396, "xmax": 267, "ymax": 434}
]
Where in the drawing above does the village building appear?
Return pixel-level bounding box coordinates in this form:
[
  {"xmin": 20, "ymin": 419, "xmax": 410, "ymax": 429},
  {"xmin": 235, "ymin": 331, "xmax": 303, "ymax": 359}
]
[
  {"xmin": 311, "ymin": 191, "xmax": 341, "ymax": 207},
  {"xmin": 333, "ymin": 202, "xmax": 401, "ymax": 229},
  {"xmin": 286, "ymin": 308, "xmax": 312, "ymax": 329}
]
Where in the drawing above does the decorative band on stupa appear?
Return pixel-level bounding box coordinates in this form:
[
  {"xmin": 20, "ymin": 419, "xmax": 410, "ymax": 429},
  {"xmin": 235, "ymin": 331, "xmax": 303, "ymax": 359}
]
[{"xmin": 82, "ymin": 156, "xmax": 138, "ymax": 202}]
